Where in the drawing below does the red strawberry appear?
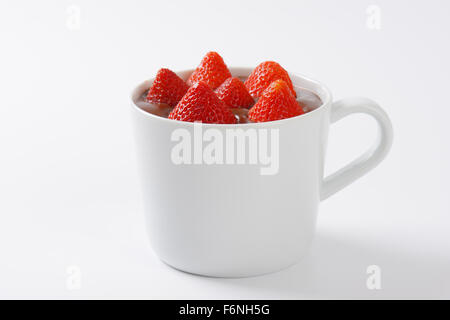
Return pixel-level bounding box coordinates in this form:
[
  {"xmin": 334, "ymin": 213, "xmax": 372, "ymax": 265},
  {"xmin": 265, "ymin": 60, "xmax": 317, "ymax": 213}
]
[
  {"xmin": 168, "ymin": 82, "xmax": 236, "ymax": 124},
  {"xmin": 248, "ymin": 79, "xmax": 304, "ymax": 122},
  {"xmin": 146, "ymin": 68, "xmax": 189, "ymax": 107},
  {"xmin": 215, "ymin": 77, "xmax": 254, "ymax": 109},
  {"xmin": 187, "ymin": 52, "xmax": 232, "ymax": 89},
  {"xmin": 244, "ymin": 61, "xmax": 296, "ymax": 99}
]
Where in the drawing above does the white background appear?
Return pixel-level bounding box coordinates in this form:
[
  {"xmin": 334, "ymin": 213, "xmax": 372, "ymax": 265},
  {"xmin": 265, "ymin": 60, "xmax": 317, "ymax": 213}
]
[{"xmin": 1, "ymin": 0, "xmax": 449, "ymax": 299}]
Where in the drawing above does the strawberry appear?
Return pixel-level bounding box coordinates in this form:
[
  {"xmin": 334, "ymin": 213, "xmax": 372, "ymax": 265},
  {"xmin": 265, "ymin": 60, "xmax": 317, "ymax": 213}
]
[
  {"xmin": 244, "ymin": 61, "xmax": 296, "ymax": 99},
  {"xmin": 146, "ymin": 68, "xmax": 189, "ymax": 107},
  {"xmin": 168, "ymin": 82, "xmax": 236, "ymax": 124},
  {"xmin": 215, "ymin": 77, "xmax": 254, "ymax": 109},
  {"xmin": 248, "ymin": 79, "xmax": 304, "ymax": 122},
  {"xmin": 187, "ymin": 52, "xmax": 232, "ymax": 89}
]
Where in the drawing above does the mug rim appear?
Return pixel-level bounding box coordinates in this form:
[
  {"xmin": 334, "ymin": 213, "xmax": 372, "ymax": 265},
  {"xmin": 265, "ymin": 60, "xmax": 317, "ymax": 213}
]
[{"xmin": 130, "ymin": 67, "xmax": 333, "ymax": 127}]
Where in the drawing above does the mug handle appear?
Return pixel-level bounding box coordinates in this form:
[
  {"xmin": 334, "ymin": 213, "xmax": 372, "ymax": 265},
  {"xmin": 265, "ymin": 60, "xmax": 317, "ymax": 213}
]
[{"xmin": 321, "ymin": 97, "xmax": 394, "ymax": 200}]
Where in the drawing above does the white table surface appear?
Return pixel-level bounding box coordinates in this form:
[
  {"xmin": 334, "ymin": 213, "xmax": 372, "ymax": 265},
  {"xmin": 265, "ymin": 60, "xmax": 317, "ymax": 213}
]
[{"xmin": 1, "ymin": 0, "xmax": 449, "ymax": 299}]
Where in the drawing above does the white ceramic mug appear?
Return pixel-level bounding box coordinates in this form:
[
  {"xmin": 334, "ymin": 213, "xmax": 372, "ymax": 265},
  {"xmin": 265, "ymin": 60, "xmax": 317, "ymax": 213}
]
[{"xmin": 131, "ymin": 68, "xmax": 393, "ymax": 277}]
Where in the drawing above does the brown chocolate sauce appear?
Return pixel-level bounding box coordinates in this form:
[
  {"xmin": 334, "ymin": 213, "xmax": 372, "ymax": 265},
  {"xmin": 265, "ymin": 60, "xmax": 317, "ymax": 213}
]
[{"xmin": 136, "ymin": 79, "xmax": 322, "ymax": 123}]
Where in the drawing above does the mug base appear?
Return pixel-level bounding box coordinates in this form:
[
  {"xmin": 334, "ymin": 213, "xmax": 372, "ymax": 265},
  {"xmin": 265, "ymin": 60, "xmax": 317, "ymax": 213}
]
[{"xmin": 158, "ymin": 254, "xmax": 308, "ymax": 279}]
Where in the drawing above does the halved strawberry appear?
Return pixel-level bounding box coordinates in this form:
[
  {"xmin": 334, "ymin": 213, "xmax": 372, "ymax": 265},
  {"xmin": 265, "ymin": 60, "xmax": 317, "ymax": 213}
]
[
  {"xmin": 187, "ymin": 52, "xmax": 232, "ymax": 89},
  {"xmin": 244, "ymin": 61, "xmax": 296, "ymax": 99},
  {"xmin": 215, "ymin": 77, "xmax": 254, "ymax": 109},
  {"xmin": 168, "ymin": 82, "xmax": 236, "ymax": 124},
  {"xmin": 248, "ymin": 79, "xmax": 304, "ymax": 122},
  {"xmin": 146, "ymin": 68, "xmax": 189, "ymax": 107}
]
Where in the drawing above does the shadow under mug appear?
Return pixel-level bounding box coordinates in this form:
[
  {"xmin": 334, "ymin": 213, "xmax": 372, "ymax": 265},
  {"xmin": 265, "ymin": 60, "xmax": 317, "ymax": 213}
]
[{"xmin": 131, "ymin": 68, "xmax": 393, "ymax": 277}]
